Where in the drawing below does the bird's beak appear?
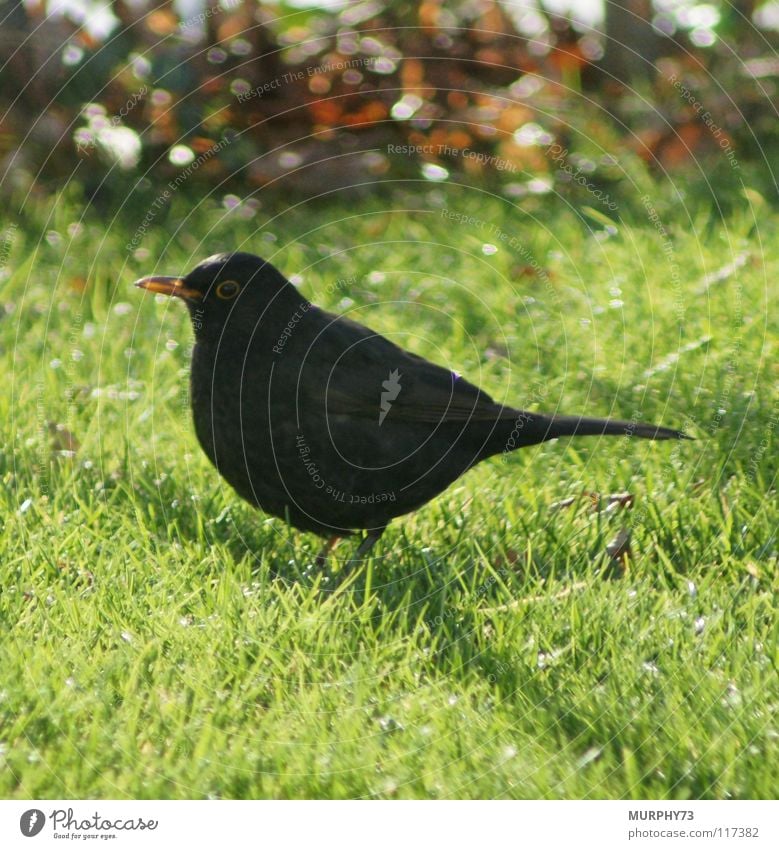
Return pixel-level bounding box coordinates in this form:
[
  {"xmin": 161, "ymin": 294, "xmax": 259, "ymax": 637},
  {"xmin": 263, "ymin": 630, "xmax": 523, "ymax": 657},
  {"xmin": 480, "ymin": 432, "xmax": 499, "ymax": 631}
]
[{"xmin": 134, "ymin": 275, "xmax": 203, "ymax": 301}]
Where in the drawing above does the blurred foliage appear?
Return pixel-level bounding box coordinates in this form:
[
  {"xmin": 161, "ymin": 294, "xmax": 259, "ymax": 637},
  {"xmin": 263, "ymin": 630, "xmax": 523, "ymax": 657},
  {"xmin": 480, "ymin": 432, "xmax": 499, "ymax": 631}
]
[{"xmin": 0, "ymin": 0, "xmax": 777, "ymax": 209}]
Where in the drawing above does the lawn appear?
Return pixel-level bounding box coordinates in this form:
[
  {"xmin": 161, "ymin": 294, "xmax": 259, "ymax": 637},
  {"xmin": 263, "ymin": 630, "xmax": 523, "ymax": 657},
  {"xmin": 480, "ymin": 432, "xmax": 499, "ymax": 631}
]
[{"xmin": 1, "ymin": 184, "xmax": 776, "ymax": 799}]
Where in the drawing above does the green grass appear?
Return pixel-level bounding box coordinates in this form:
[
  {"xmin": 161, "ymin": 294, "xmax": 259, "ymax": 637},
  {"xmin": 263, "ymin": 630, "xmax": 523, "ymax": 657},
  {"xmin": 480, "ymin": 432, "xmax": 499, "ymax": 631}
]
[{"xmin": 0, "ymin": 185, "xmax": 776, "ymax": 799}]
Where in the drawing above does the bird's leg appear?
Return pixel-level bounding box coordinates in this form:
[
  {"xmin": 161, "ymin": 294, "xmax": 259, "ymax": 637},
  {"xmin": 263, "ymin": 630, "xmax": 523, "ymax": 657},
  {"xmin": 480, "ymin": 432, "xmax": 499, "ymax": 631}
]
[
  {"xmin": 315, "ymin": 535, "xmax": 341, "ymax": 566},
  {"xmin": 345, "ymin": 526, "xmax": 387, "ymax": 569}
]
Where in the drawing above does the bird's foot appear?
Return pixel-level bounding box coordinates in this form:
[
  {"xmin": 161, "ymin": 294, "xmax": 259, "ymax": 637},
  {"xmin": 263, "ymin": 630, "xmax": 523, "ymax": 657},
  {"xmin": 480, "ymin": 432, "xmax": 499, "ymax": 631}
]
[
  {"xmin": 344, "ymin": 526, "xmax": 387, "ymax": 570},
  {"xmin": 315, "ymin": 535, "xmax": 341, "ymax": 566},
  {"xmin": 308, "ymin": 528, "xmax": 387, "ymax": 592}
]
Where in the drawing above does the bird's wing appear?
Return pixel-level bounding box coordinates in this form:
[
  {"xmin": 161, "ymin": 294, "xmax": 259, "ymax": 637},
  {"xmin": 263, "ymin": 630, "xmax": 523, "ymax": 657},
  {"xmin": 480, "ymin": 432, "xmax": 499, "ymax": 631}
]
[{"xmin": 300, "ymin": 310, "xmax": 516, "ymax": 425}]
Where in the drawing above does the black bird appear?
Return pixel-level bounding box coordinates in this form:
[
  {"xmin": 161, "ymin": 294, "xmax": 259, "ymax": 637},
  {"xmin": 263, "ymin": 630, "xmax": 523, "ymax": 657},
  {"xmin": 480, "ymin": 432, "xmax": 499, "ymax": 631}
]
[{"xmin": 136, "ymin": 252, "xmax": 689, "ymax": 561}]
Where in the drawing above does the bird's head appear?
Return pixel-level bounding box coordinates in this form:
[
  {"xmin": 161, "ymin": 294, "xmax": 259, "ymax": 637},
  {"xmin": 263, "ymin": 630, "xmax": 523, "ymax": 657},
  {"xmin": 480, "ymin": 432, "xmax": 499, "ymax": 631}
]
[{"xmin": 135, "ymin": 252, "xmax": 303, "ymax": 339}]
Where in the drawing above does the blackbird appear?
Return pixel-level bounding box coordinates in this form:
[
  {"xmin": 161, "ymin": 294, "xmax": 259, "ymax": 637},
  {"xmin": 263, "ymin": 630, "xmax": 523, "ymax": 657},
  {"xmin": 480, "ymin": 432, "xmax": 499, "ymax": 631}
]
[{"xmin": 136, "ymin": 252, "xmax": 689, "ymax": 561}]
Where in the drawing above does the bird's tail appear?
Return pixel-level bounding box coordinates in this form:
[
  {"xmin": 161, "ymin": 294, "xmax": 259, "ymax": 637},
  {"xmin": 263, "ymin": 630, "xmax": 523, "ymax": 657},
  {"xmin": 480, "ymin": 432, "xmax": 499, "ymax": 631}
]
[
  {"xmin": 480, "ymin": 409, "xmax": 692, "ymax": 459},
  {"xmin": 536, "ymin": 414, "xmax": 690, "ymax": 442}
]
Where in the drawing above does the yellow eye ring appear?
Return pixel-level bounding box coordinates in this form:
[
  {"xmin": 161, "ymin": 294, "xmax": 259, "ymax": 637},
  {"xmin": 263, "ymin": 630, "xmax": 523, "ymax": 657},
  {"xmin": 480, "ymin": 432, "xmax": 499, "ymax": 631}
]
[{"xmin": 216, "ymin": 280, "xmax": 240, "ymax": 299}]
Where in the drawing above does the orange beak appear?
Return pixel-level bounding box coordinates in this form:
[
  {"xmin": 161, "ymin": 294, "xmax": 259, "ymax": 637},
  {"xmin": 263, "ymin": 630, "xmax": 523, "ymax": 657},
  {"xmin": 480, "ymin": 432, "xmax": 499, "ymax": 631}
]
[{"xmin": 134, "ymin": 275, "xmax": 202, "ymax": 301}]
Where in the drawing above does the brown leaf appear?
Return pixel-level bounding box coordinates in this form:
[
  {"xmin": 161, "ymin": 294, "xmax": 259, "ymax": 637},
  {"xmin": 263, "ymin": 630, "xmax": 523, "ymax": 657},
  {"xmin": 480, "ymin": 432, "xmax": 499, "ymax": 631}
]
[
  {"xmin": 511, "ymin": 263, "xmax": 555, "ymax": 281},
  {"xmin": 605, "ymin": 527, "xmax": 632, "ymax": 572},
  {"xmin": 551, "ymin": 491, "xmax": 636, "ymax": 513},
  {"xmin": 479, "ymin": 580, "xmax": 588, "ymax": 613},
  {"xmin": 48, "ymin": 422, "xmax": 80, "ymax": 458},
  {"xmin": 493, "ymin": 548, "xmax": 520, "ymax": 569},
  {"xmin": 605, "ymin": 492, "xmax": 635, "ymax": 513},
  {"xmin": 550, "ymin": 491, "xmax": 599, "ymax": 511}
]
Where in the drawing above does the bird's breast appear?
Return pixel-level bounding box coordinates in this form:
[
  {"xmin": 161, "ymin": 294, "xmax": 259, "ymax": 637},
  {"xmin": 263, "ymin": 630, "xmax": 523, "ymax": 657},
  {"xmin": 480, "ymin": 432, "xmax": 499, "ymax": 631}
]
[{"xmin": 190, "ymin": 340, "xmax": 268, "ymax": 469}]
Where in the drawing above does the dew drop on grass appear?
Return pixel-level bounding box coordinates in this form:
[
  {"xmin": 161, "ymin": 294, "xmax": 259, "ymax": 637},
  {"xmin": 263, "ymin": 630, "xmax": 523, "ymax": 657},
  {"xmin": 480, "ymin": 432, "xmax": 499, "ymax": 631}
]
[
  {"xmin": 230, "ymin": 38, "xmax": 252, "ymax": 57},
  {"xmin": 378, "ymin": 716, "xmax": 404, "ymax": 733},
  {"xmin": 577, "ymin": 747, "xmax": 602, "ymax": 768},
  {"xmin": 279, "ymin": 151, "xmax": 302, "ymax": 169},
  {"xmin": 527, "ymin": 178, "xmax": 552, "ymax": 194},
  {"xmin": 374, "ymin": 56, "xmax": 397, "ymax": 74},
  {"xmin": 230, "ymin": 78, "xmax": 251, "ymax": 99},
  {"xmin": 169, "ymin": 144, "xmax": 195, "ymax": 166},
  {"xmin": 421, "ymin": 163, "xmax": 448, "ymax": 182},
  {"xmin": 723, "ymin": 682, "xmax": 741, "ymax": 708},
  {"xmin": 503, "ymin": 182, "xmax": 527, "ymax": 198},
  {"xmin": 514, "ymin": 122, "xmax": 553, "ymax": 146},
  {"xmin": 380, "ymin": 778, "xmax": 398, "ymax": 796}
]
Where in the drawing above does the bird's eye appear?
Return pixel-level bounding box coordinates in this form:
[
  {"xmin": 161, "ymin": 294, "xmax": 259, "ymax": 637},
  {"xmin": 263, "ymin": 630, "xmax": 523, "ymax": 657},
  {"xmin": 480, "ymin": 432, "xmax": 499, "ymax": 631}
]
[{"xmin": 215, "ymin": 280, "xmax": 240, "ymax": 299}]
